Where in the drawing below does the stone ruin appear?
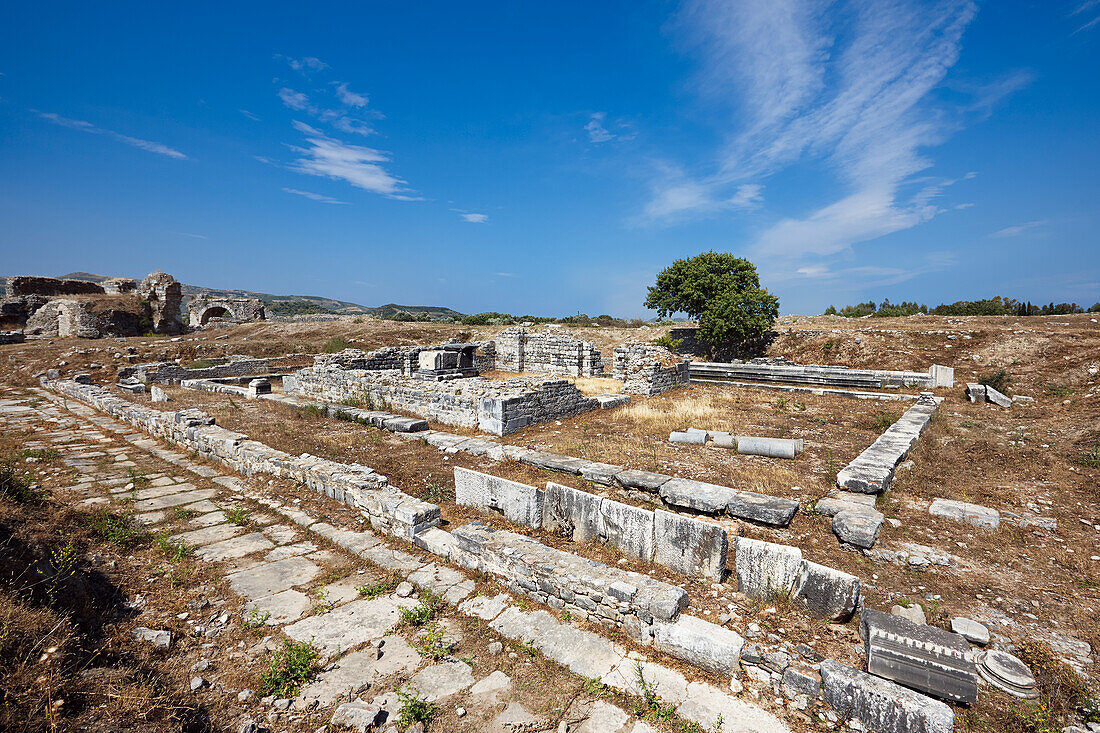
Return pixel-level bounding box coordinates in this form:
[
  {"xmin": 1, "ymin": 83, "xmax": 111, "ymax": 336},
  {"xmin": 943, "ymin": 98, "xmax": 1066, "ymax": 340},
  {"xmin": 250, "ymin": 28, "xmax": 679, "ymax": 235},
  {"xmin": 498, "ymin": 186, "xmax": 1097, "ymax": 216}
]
[
  {"xmin": 0, "ymin": 271, "xmax": 184, "ymax": 338},
  {"xmin": 494, "ymin": 326, "xmax": 604, "ymax": 377},
  {"xmin": 187, "ymin": 295, "xmax": 266, "ymax": 328},
  {"xmin": 612, "ymin": 342, "xmax": 690, "ymax": 395}
]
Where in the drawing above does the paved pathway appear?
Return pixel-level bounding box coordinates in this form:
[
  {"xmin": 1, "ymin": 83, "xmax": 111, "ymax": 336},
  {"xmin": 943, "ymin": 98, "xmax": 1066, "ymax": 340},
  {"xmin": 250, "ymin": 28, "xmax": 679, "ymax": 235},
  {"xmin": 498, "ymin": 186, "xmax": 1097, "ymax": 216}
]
[{"xmin": 3, "ymin": 385, "xmax": 791, "ymax": 733}]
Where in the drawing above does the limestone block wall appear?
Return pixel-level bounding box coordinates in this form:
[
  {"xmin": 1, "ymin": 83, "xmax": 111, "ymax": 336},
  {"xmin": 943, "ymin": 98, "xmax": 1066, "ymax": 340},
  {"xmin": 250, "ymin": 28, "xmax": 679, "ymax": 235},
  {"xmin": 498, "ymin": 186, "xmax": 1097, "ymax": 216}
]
[
  {"xmin": 836, "ymin": 393, "xmax": 941, "ymax": 494},
  {"xmin": 453, "ymin": 467, "xmax": 728, "ymax": 580},
  {"xmin": 493, "ymin": 327, "xmax": 604, "ymax": 377},
  {"xmin": 125, "ymin": 357, "xmax": 281, "ymax": 384},
  {"xmin": 10, "ymin": 276, "xmax": 104, "ymax": 297},
  {"xmin": 612, "ymin": 343, "xmax": 690, "ymax": 396},
  {"xmin": 46, "ymin": 378, "xmax": 439, "ymax": 539},
  {"xmin": 734, "ymin": 536, "xmax": 861, "ymax": 622},
  {"xmin": 24, "ymin": 300, "xmax": 101, "ymax": 338},
  {"xmin": 292, "ymin": 367, "xmax": 598, "ymax": 435},
  {"xmin": 451, "ymin": 520, "xmax": 688, "ymax": 626}
]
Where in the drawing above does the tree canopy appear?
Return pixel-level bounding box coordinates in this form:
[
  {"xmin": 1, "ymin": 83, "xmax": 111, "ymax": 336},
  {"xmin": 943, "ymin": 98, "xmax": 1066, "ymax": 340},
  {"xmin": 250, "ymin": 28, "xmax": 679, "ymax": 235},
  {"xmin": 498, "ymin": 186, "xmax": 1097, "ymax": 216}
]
[{"xmin": 644, "ymin": 252, "xmax": 779, "ymax": 348}]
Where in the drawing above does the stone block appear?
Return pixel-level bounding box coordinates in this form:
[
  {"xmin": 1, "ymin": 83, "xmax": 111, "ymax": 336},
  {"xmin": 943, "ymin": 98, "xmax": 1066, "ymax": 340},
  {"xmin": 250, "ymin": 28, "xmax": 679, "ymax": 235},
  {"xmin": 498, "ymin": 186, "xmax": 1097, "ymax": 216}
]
[
  {"xmin": 710, "ymin": 431, "xmax": 736, "ymax": 449},
  {"xmin": 832, "ymin": 509, "xmax": 884, "ymax": 549},
  {"xmin": 792, "ymin": 560, "xmax": 860, "ymax": 622},
  {"xmin": 595, "ymin": 394, "xmax": 630, "ymax": 409},
  {"xmin": 578, "ymin": 461, "xmax": 622, "ymax": 485},
  {"xmin": 614, "ymin": 469, "xmax": 669, "ymax": 493},
  {"xmin": 651, "ymin": 614, "xmax": 744, "ymax": 676},
  {"xmin": 543, "ymin": 482, "xmax": 604, "ymax": 542},
  {"xmin": 734, "ymin": 537, "xmax": 802, "ymax": 600},
  {"xmin": 454, "ymin": 467, "xmax": 543, "ymax": 528},
  {"xmin": 598, "ymin": 497, "xmax": 655, "ymax": 562},
  {"xmin": 726, "ymin": 490, "xmax": 800, "ymax": 527},
  {"xmin": 659, "ymin": 477, "xmax": 736, "ymax": 514},
  {"xmin": 929, "ymin": 498, "xmax": 1000, "ymax": 529},
  {"xmin": 985, "ymin": 385, "xmax": 1012, "ymax": 408},
  {"xmin": 860, "ymin": 608, "xmax": 979, "ymax": 704},
  {"xmin": 782, "ymin": 664, "xmax": 821, "ymax": 699},
  {"xmin": 652, "ymin": 509, "xmax": 727, "ymax": 581},
  {"xmin": 950, "ymin": 617, "xmax": 990, "ymax": 646},
  {"xmin": 965, "ymin": 383, "xmax": 986, "ymax": 403},
  {"xmin": 819, "ymin": 659, "xmax": 954, "ymax": 733}
]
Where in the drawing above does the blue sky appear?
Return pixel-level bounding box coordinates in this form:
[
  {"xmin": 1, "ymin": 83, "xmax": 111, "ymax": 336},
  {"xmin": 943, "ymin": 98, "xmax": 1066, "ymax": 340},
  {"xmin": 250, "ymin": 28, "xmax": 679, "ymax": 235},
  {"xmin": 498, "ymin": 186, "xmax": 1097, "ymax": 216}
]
[{"xmin": 1, "ymin": 1, "xmax": 1097, "ymax": 316}]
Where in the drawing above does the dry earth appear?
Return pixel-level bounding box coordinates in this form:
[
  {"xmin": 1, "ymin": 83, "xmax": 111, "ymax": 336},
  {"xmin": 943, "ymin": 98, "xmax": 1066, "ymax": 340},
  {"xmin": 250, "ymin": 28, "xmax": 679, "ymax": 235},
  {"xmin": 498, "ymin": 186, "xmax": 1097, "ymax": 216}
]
[{"xmin": 2, "ymin": 312, "xmax": 1098, "ymax": 733}]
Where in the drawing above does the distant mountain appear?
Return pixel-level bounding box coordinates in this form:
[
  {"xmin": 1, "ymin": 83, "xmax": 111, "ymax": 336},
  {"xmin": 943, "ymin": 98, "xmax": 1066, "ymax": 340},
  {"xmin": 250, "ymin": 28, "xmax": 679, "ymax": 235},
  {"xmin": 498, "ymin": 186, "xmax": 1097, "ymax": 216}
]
[{"xmin": 0, "ymin": 272, "xmax": 465, "ymax": 321}]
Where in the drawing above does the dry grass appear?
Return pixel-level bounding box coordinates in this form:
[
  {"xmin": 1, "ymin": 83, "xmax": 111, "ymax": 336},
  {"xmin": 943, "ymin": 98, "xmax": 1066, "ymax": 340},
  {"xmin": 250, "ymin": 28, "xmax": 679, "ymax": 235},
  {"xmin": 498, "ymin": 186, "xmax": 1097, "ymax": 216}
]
[{"xmin": 571, "ymin": 376, "xmax": 623, "ymax": 395}]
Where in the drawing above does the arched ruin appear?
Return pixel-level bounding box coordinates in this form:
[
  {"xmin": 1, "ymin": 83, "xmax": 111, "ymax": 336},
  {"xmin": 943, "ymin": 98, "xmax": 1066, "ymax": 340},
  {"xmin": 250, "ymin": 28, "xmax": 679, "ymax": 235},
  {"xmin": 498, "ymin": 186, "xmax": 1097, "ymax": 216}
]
[{"xmin": 187, "ymin": 296, "xmax": 265, "ymax": 328}]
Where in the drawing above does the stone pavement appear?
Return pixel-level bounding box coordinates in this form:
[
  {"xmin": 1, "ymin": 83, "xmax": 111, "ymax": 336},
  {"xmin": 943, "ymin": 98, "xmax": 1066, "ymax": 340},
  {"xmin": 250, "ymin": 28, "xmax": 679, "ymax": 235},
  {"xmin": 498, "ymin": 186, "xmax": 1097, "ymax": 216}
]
[{"xmin": 3, "ymin": 386, "xmax": 791, "ymax": 733}]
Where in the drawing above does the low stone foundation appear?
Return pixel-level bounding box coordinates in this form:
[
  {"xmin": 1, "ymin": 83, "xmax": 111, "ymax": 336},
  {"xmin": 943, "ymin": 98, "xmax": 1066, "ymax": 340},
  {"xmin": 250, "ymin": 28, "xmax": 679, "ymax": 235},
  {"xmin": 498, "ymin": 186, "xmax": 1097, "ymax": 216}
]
[
  {"xmin": 124, "ymin": 357, "xmax": 287, "ymax": 384},
  {"xmin": 837, "ymin": 393, "xmax": 941, "ymax": 494},
  {"xmin": 45, "ymin": 378, "xmax": 439, "ymax": 539},
  {"xmin": 734, "ymin": 537, "xmax": 861, "ymax": 622},
  {"xmin": 291, "ymin": 366, "xmax": 598, "ymax": 436},
  {"xmin": 612, "ymin": 343, "xmax": 689, "ymax": 396},
  {"xmin": 451, "ymin": 521, "xmax": 688, "ymax": 626},
  {"xmin": 690, "ymin": 359, "xmax": 954, "ymax": 390}
]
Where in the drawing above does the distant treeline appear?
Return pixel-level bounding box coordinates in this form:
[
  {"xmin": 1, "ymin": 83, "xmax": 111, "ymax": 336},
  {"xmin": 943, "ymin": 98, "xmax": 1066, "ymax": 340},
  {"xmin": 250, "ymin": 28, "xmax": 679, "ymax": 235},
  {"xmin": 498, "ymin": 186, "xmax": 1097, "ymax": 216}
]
[
  {"xmin": 824, "ymin": 297, "xmax": 1100, "ymax": 318},
  {"xmin": 452, "ymin": 312, "xmax": 648, "ymax": 328}
]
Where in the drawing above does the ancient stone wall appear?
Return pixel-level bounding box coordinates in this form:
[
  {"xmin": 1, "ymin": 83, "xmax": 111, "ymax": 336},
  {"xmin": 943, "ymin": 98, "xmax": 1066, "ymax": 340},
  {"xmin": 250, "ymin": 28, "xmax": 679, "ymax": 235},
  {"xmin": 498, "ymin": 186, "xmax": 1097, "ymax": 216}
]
[
  {"xmin": 291, "ymin": 366, "xmax": 599, "ymax": 435},
  {"xmin": 24, "ymin": 300, "xmax": 102, "ymax": 338},
  {"xmin": 10, "ymin": 276, "xmax": 104, "ymax": 297},
  {"xmin": 125, "ymin": 357, "xmax": 281, "ymax": 384},
  {"xmin": 46, "ymin": 378, "xmax": 439, "ymax": 539},
  {"xmin": 612, "ymin": 343, "xmax": 690, "ymax": 396},
  {"xmin": 451, "ymin": 520, "xmax": 688, "ymax": 626},
  {"xmin": 493, "ymin": 327, "xmax": 603, "ymax": 377},
  {"xmin": 188, "ymin": 296, "xmax": 266, "ymax": 327},
  {"xmin": 137, "ymin": 271, "xmax": 183, "ymax": 335}
]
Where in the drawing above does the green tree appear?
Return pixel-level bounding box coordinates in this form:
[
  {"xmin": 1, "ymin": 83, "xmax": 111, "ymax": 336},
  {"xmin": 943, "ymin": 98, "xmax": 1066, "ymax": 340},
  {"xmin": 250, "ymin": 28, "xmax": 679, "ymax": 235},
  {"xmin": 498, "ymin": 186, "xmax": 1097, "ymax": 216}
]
[{"xmin": 644, "ymin": 252, "xmax": 779, "ymax": 357}]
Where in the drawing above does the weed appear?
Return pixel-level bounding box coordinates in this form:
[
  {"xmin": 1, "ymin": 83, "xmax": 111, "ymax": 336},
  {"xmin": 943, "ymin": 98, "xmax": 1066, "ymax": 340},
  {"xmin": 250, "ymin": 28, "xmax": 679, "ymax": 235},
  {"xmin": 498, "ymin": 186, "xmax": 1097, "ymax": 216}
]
[
  {"xmin": 979, "ymin": 369, "xmax": 1012, "ymax": 394},
  {"xmin": 793, "ymin": 401, "xmax": 807, "ymax": 412},
  {"xmin": 515, "ymin": 596, "xmax": 530, "ymax": 611},
  {"xmin": 154, "ymin": 530, "xmax": 191, "ymax": 562},
  {"xmin": 521, "ymin": 639, "xmax": 540, "ymax": 658},
  {"xmin": 395, "ymin": 684, "xmax": 436, "ymax": 727},
  {"xmin": 227, "ymin": 396, "xmax": 241, "ymax": 411},
  {"xmin": 822, "ymin": 339, "xmax": 836, "ymax": 351},
  {"xmin": 45, "ymin": 541, "xmax": 78, "ymax": 607},
  {"xmin": 412, "ymin": 623, "xmax": 453, "ymax": 660},
  {"xmin": 584, "ymin": 676, "xmax": 608, "ymax": 698},
  {"xmin": 0, "ymin": 460, "xmax": 43, "ymax": 504},
  {"xmin": 634, "ymin": 661, "xmax": 677, "ymax": 722},
  {"xmin": 322, "ymin": 336, "xmax": 354, "ymax": 353},
  {"xmin": 773, "ymin": 397, "xmax": 789, "ymax": 413},
  {"xmin": 242, "ymin": 607, "xmax": 271, "ymax": 629},
  {"xmin": 1078, "ymin": 444, "xmax": 1100, "ymax": 468},
  {"xmin": 173, "ymin": 506, "xmax": 198, "ymax": 520},
  {"xmin": 21, "ymin": 447, "xmax": 60, "ymax": 461},
  {"xmin": 869, "ymin": 412, "xmax": 895, "ymax": 432},
  {"xmin": 425, "ymin": 483, "xmax": 453, "ymax": 504},
  {"xmin": 126, "ymin": 466, "xmax": 149, "ymax": 489},
  {"xmin": 399, "ymin": 591, "xmax": 444, "ymax": 627},
  {"xmin": 259, "ymin": 638, "xmax": 319, "ymax": 697},
  {"xmin": 299, "ymin": 404, "xmax": 326, "ymax": 419},
  {"xmin": 356, "ymin": 573, "xmax": 400, "ymax": 599},
  {"xmin": 1044, "ymin": 383, "xmax": 1074, "ymax": 398},
  {"xmin": 85, "ymin": 508, "xmax": 143, "ymax": 548},
  {"xmin": 225, "ymin": 507, "xmax": 252, "ymax": 526},
  {"xmin": 560, "ymin": 610, "xmax": 573, "ymax": 622}
]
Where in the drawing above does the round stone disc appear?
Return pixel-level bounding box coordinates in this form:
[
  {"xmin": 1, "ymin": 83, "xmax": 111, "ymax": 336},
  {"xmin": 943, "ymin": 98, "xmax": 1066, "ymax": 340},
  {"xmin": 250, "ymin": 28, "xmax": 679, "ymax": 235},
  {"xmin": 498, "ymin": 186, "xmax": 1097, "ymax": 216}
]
[{"xmin": 975, "ymin": 650, "xmax": 1039, "ymax": 699}]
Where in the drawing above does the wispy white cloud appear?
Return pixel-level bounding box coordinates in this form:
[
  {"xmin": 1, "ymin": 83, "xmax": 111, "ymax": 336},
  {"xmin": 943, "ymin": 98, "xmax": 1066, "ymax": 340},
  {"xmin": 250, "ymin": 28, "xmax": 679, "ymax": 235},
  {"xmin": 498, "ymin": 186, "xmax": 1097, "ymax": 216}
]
[
  {"xmin": 585, "ymin": 113, "xmax": 615, "ymax": 143},
  {"xmin": 170, "ymin": 231, "xmax": 208, "ymax": 239},
  {"xmin": 990, "ymin": 220, "xmax": 1047, "ymax": 238},
  {"xmin": 35, "ymin": 111, "xmax": 186, "ymax": 159},
  {"xmin": 334, "ymin": 82, "xmax": 369, "ymax": 108},
  {"xmin": 278, "ymin": 88, "xmax": 310, "ymax": 111},
  {"xmin": 239, "ymin": 109, "xmax": 261, "ymax": 121},
  {"xmin": 494, "ymin": 272, "xmax": 515, "ymax": 277},
  {"xmin": 288, "ymin": 121, "xmax": 417, "ymax": 200},
  {"xmin": 282, "ymin": 187, "xmax": 349, "ymax": 204},
  {"xmin": 645, "ymin": 0, "xmax": 1019, "ymax": 267},
  {"xmin": 460, "ymin": 213, "xmax": 489, "ymax": 223},
  {"xmin": 278, "ymin": 55, "xmax": 328, "ymax": 73},
  {"xmin": 728, "ymin": 183, "xmax": 764, "ymax": 209}
]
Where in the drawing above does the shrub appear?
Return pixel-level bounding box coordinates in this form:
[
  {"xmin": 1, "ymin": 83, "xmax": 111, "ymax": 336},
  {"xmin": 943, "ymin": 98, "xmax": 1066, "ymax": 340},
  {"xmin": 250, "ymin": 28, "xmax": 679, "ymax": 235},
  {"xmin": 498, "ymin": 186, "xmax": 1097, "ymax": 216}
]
[
  {"xmin": 396, "ymin": 685, "xmax": 437, "ymax": 727},
  {"xmin": 0, "ymin": 461, "xmax": 43, "ymax": 504},
  {"xmin": 259, "ymin": 638, "xmax": 319, "ymax": 697},
  {"xmin": 321, "ymin": 336, "xmax": 353, "ymax": 353},
  {"xmin": 651, "ymin": 335, "xmax": 684, "ymax": 351},
  {"xmin": 979, "ymin": 369, "xmax": 1011, "ymax": 394},
  {"xmin": 399, "ymin": 591, "xmax": 444, "ymax": 626}
]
